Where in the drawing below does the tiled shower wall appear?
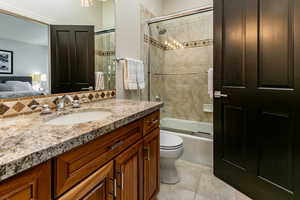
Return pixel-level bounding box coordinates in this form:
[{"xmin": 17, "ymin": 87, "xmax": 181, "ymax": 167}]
[
  {"xmin": 148, "ymin": 11, "xmax": 213, "ymax": 123},
  {"xmin": 95, "ymin": 32, "xmax": 116, "ymax": 90}
]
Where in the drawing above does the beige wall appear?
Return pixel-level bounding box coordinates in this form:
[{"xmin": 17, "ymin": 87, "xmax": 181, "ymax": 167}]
[
  {"xmin": 149, "ymin": 11, "xmax": 214, "ymax": 122},
  {"xmin": 101, "ymin": 0, "xmax": 115, "ymax": 31},
  {"xmin": 0, "ymin": 0, "xmax": 103, "ymax": 29},
  {"xmin": 115, "ymin": 0, "xmax": 162, "ymax": 99},
  {"xmin": 162, "ymin": 0, "xmax": 213, "ymax": 15}
]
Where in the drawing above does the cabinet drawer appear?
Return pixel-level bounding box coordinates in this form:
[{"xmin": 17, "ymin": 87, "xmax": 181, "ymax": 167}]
[
  {"xmin": 54, "ymin": 119, "xmax": 143, "ymax": 198},
  {"xmin": 143, "ymin": 111, "xmax": 160, "ymax": 136}
]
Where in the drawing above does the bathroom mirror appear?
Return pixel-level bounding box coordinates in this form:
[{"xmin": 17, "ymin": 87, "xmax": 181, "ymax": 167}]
[{"xmin": 0, "ymin": 0, "xmax": 116, "ymax": 99}]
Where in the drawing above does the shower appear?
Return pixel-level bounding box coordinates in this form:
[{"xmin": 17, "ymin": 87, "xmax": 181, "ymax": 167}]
[
  {"xmin": 146, "ymin": 6, "xmax": 214, "ymax": 166},
  {"xmin": 157, "ymin": 25, "xmax": 167, "ymax": 35}
]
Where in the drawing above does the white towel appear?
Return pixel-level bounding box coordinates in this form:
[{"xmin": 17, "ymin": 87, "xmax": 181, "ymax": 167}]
[
  {"xmin": 123, "ymin": 59, "xmax": 138, "ymax": 90},
  {"xmin": 123, "ymin": 58, "xmax": 145, "ymax": 90},
  {"xmin": 208, "ymin": 68, "xmax": 213, "ymax": 99},
  {"xmin": 136, "ymin": 60, "xmax": 145, "ymax": 89},
  {"xmin": 95, "ymin": 72, "xmax": 105, "ymax": 90}
]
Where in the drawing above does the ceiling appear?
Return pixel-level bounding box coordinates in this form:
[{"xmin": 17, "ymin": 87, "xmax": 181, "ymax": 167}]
[{"xmin": 0, "ymin": 13, "xmax": 48, "ymax": 46}]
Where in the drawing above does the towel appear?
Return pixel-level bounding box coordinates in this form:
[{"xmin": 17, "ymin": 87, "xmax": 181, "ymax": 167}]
[
  {"xmin": 136, "ymin": 60, "xmax": 145, "ymax": 89},
  {"xmin": 208, "ymin": 68, "xmax": 213, "ymax": 99},
  {"xmin": 95, "ymin": 72, "xmax": 105, "ymax": 90},
  {"xmin": 123, "ymin": 58, "xmax": 145, "ymax": 90},
  {"xmin": 122, "ymin": 59, "xmax": 137, "ymax": 90}
]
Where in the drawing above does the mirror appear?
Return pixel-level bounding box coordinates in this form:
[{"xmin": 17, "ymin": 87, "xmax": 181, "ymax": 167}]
[{"xmin": 0, "ymin": 0, "xmax": 116, "ymax": 99}]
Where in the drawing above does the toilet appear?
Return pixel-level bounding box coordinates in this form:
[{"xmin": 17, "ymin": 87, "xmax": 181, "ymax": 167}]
[{"xmin": 160, "ymin": 130, "xmax": 184, "ymax": 184}]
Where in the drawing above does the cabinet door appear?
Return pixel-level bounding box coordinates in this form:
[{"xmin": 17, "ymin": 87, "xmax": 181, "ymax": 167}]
[
  {"xmin": 115, "ymin": 140, "xmax": 144, "ymax": 200},
  {"xmin": 50, "ymin": 25, "xmax": 95, "ymax": 93},
  {"xmin": 58, "ymin": 161, "xmax": 114, "ymax": 200},
  {"xmin": 0, "ymin": 161, "xmax": 51, "ymax": 200},
  {"xmin": 143, "ymin": 128, "xmax": 160, "ymax": 200}
]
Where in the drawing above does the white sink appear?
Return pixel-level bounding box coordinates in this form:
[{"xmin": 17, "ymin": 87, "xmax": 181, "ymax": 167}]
[{"xmin": 45, "ymin": 111, "xmax": 112, "ymax": 126}]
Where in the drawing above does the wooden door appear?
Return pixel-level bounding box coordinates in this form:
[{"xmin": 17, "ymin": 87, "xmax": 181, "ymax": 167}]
[
  {"xmin": 143, "ymin": 128, "xmax": 160, "ymax": 200},
  {"xmin": 0, "ymin": 161, "xmax": 51, "ymax": 200},
  {"xmin": 115, "ymin": 140, "xmax": 144, "ymax": 200},
  {"xmin": 58, "ymin": 161, "xmax": 114, "ymax": 200},
  {"xmin": 51, "ymin": 25, "xmax": 95, "ymax": 93},
  {"xmin": 214, "ymin": 0, "xmax": 300, "ymax": 199}
]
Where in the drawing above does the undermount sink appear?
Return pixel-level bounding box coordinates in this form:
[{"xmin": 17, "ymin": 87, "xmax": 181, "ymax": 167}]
[{"xmin": 45, "ymin": 111, "xmax": 112, "ymax": 126}]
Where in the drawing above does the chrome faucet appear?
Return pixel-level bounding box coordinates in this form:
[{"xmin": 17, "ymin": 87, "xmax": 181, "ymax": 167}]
[{"xmin": 55, "ymin": 95, "xmax": 74, "ymax": 111}]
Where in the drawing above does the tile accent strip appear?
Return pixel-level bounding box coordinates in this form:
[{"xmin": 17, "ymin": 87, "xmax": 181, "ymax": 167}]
[
  {"xmin": 0, "ymin": 90, "xmax": 116, "ymax": 118},
  {"xmin": 144, "ymin": 34, "xmax": 213, "ymax": 51},
  {"xmin": 96, "ymin": 50, "xmax": 116, "ymax": 56}
]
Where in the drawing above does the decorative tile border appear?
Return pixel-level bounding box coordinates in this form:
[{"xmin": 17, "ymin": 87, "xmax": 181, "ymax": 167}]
[
  {"xmin": 96, "ymin": 50, "xmax": 116, "ymax": 57},
  {"xmin": 166, "ymin": 39, "xmax": 213, "ymax": 50},
  {"xmin": 144, "ymin": 34, "xmax": 213, "ymax": 51},
  {"xmin": 0, "ymin": 90, "xmax": 116, "ymax": 118},
  {"xmin": 144, "ymin": 35, "xmax": 166, "ymax": 50}
]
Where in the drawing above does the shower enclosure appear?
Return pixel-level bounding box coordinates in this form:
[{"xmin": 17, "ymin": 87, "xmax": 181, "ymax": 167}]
[
  {"xmin": 95, "ymin": 29, "xmax": 116, "ymax": 90},
  {"xmin": 146, "ymin": 7, "xmax": 214, "ymax": 166}
]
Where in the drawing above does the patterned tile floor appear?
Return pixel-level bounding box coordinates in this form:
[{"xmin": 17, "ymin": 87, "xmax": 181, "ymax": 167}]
[{"xmin": 158, "ymin": 160, "xmax": 252, "ymax": 200}]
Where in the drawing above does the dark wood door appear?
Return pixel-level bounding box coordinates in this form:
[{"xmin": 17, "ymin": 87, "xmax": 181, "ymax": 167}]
[
  {"xmin": 143, "ymin": 128, "xmax": 160, "ymax": 200},
  {"xmin": 115, "ymin": 140, "xmax": 144, "ymax": 200},
  {"xmin": 58, "ymin": 161, "xmax": 114, "ymax": 200},
  {"xmin": 214, "ymin": 0, "xmax": 300, "ymax": 199},
  {"xmin": 51, "ymin": 25, "xmax": 95, "ymax": 93}
]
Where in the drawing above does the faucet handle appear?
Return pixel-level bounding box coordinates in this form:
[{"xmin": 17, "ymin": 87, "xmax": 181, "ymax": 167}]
[
  {"xmin": 40, "ymin": 104, "xmax": 52, "ymax": 115},
  {"xmin": 72, "ymin": 100, "xmax": 81, "ymax": 108},
  {"xmin": 29, "ymin": 104, "xmax": 52, "ymax": 115}
]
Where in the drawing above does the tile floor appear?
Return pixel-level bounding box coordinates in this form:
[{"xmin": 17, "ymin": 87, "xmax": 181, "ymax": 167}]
[{"xmin": 158, "ymin": 160, "xmax": 252, "ymax": 200}]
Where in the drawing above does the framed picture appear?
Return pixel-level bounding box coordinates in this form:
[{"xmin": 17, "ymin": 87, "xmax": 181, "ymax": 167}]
[{"xmin": 0, "ymin": 50, "xmax": 13, "ymax": 74}]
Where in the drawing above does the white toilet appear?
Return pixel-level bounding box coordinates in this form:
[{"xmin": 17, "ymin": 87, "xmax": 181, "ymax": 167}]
[{"xmin": 160, "ymin": 130, "xmax": 184, "ymax": 184}]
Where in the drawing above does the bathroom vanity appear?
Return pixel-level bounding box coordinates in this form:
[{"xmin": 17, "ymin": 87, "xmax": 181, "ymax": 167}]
[{"xmin": 0, "ymin": 99, "xmax": 162, "ymax": 200}]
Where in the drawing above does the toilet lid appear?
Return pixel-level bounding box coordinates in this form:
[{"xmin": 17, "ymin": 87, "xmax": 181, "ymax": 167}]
[{"xmin": 160, "ymin": 132, "xmax": 183, "ymax": 148}]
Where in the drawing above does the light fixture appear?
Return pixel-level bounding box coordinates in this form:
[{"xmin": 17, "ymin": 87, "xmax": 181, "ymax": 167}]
[
  {"xmin": 81, "ymin": 0, "xmax": 107, "ymax": 7},
  {"xmin": 81, "ymin": 0, "xmax": 94, "ymax": 7}
]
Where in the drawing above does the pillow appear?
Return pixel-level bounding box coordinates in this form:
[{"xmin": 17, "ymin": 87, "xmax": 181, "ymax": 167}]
[
  {"xmin": 5, "ymin": 81, "xmax": 34, "ymax": 91},
  {"xmin": 0, "ymin": 83, "xmax": 15, "ymax": 91}
]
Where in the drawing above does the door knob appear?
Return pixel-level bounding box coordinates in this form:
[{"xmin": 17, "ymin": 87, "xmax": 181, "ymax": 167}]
[{"xmin": 214, "ymin": 91, "xmax": 228, "ymax": 98}]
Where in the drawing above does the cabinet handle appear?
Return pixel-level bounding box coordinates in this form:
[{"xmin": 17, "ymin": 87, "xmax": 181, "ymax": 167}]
[
  {"xmin": 107, "ymin": 140, "xmax": 124, "ymax": 150},
  {"xmin": 144, "ymin": 147, "xmax": 151, "ymax": 161},
  {"xmin": 121, "ymin": 172, "xmax": 124, "ymax": 190},
  {"xmin": 147, "ymin": 119, "xmax": 158, "ymax": 126},
  {"xmin": 114, "ymin": 178, "xmax": 117, "ymax": 197}
]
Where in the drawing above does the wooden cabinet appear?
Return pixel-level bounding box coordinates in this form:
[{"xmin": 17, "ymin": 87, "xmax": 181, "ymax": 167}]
[
  {"xmin": 54, "ymin": 120, "xmax": 143, "ymax": 197},
  {"xmin": 143, "ymin": 128, "xmax": 160, "ymax": 200},
  {"xmin": 143, "ymin": 111, "xmax": 160, "ymax": 136},
  {"xmin": 0, "ymin": 161, "xmax": 51, "ymax": 200},
  {"xmin": 0, "ymin": 111, "xmax": 160, "ymax": 200},
  {"xmin": 115, "ymin": 140, "xmax": 144, "ymax": 200},
  {"xmin": 58, "ymin": 161, "xmax": 114, "ymax": 200}
]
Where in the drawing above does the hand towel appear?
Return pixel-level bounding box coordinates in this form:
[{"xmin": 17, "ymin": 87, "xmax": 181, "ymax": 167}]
[
  {"xmin": 208, "ymin": 68, "xmax": 213, "ymax": 99},
  {"xmin": 123, "ymin": 59, "xmax": 138, "ymax": 90},
  {"xmin": 136, "ymin": 60, "xmax": 145, "ymax": 89},
  {"xmin": 95, "ymin": 72, "xmax": 105, "ymax": 90}
]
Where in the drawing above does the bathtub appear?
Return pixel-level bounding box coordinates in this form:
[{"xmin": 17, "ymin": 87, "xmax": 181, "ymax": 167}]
[{"xmin": 160, "ymin": 118, "xmax": 213, "ymax": 167}]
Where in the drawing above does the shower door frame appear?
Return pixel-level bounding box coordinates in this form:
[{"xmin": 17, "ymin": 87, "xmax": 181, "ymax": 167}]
[{"xmin": 146, "ymin": 6, "xmax": 214, "ymax": 101}]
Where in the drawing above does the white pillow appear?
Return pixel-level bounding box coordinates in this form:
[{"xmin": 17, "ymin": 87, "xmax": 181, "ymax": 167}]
[
  {"xmin": 0, "ymin": 83, "xmax": 14, "ymax": 91},
  {"xmin": 5, "ymin": 81, "xmax": 34, "ymax": 91}
]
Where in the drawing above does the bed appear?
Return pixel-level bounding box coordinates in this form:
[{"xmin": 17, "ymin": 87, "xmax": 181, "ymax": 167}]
[{"xmin": 0, "ymin": 76, "xmax": 44, "ymax": 99}]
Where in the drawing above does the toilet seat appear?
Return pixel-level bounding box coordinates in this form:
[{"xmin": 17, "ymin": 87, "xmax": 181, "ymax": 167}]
[{"xmin": 160, "ymin": 132, "xmax": 183, "ymax": 150}]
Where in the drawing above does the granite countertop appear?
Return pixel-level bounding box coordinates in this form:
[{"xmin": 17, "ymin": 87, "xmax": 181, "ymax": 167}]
[{"xmin": 0, "ymin": 99, "xmax": 163, "ymax": 181}]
